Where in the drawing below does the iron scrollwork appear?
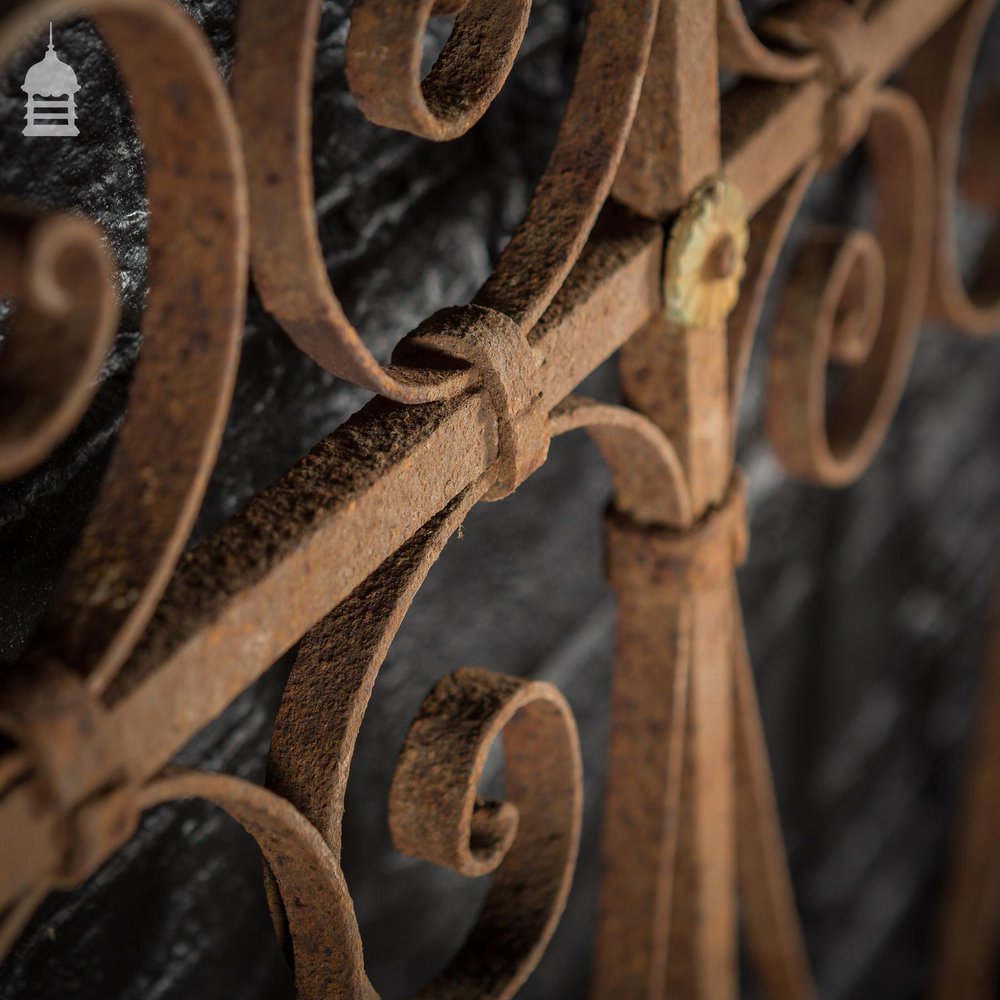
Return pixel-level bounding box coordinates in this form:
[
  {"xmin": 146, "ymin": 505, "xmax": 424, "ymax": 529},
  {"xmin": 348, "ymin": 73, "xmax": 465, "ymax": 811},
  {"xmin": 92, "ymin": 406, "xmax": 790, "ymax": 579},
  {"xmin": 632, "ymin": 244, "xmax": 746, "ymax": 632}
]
[{"xmin": 0, "ymin": 0, "xmax": 998, "ymax": 996}]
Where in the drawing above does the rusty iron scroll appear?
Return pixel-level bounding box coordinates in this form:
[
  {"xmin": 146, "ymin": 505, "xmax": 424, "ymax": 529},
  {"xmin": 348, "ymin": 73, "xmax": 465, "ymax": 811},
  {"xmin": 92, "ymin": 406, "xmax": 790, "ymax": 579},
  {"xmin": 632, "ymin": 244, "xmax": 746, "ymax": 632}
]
[{"xmin": 0, "ymin": 0, "xmax": 999, "ymax": 996}]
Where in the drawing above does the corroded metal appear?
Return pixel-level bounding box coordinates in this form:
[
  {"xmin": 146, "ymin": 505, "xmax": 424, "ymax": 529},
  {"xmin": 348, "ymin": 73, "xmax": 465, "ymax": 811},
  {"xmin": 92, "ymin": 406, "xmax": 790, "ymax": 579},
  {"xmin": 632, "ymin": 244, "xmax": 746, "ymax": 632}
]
[
  {"xmin": 0, "ymin": 0, "xmax": 998, "ymax": 996},
  {"xmin": 0, "ymin": 0, "xmax": 248, "ymax": 705},
  {"xmin": 0, "ymin": 202, "xmax": 117, "ymax": 480},
  {"xmin": 766, "ymin": 87, "xmax": 934, "ymax": 486}
]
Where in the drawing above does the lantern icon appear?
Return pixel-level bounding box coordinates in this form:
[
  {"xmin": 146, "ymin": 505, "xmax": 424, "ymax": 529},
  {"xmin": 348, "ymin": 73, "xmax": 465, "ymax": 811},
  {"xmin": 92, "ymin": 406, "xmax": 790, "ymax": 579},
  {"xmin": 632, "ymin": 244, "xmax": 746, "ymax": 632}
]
[{"xmin": 22, "ymin": 23, "xmax": 80, "ymax": 137}]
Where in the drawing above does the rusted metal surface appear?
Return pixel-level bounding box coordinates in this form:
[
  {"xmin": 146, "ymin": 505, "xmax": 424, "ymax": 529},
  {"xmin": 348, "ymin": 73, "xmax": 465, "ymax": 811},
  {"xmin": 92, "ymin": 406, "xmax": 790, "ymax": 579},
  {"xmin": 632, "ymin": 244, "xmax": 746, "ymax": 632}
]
[
  {"xmin": 766, "ymin": 87, "xmax": 934, "ymax": 485},
  {"xmin": 0, "ymin": 203, "xmax": 117, "ymax": 481},
  {"xmin": 0, "ymin": 0, "xmax": 998, "ymax": 996},
  {"xmin": 0, "ymin": 0, "xmax": 248, "ymax": 707}
]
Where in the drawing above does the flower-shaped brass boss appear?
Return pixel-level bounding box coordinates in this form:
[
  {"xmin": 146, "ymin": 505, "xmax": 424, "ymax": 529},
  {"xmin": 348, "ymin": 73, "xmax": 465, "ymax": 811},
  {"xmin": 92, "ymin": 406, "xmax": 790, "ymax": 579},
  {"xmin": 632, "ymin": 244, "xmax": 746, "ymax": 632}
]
[{"xmin": 664, "ymin": 177, "xmax": 749, "ymax": 328}]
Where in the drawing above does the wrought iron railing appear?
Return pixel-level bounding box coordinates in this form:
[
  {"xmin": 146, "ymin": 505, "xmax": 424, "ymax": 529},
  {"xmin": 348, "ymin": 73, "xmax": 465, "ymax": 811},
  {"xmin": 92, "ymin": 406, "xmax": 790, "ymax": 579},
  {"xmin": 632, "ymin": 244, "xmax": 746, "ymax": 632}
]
[{"xmin": 0, "ymin": 0, "xmax": 997, "ymax": 996}]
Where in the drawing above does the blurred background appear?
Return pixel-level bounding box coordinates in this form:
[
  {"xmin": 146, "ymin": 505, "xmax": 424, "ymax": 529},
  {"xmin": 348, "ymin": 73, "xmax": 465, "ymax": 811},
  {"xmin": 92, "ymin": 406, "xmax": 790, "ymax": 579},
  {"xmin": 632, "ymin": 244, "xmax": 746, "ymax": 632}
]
[{"xmin": 1, "ymin": 0, "xmax": 999, "ymax": 996}]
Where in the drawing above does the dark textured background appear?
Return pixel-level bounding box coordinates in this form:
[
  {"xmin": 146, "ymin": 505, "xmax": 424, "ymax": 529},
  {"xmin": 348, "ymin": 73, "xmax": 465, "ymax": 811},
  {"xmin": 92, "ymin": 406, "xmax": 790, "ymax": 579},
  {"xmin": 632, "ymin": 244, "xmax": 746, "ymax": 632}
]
[{"xmin": 1, "ymin": 1, "xmax": 999, "ymax": 997}]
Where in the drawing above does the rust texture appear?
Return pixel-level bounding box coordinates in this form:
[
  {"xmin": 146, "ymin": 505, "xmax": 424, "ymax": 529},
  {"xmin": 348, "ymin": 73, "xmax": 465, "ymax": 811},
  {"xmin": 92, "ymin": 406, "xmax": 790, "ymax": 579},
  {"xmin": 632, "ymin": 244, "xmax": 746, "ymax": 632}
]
[{"xmin": 0, "ymin": 0, "xmax": 997, "ymax": 996}]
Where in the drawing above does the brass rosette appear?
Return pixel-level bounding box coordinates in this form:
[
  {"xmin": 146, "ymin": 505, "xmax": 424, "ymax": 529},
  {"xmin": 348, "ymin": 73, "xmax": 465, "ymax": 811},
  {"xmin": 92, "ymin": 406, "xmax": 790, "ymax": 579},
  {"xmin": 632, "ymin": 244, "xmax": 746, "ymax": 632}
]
[{"xmin": 665, "ymin": 176, "xmax": 749, "ymax": 328}]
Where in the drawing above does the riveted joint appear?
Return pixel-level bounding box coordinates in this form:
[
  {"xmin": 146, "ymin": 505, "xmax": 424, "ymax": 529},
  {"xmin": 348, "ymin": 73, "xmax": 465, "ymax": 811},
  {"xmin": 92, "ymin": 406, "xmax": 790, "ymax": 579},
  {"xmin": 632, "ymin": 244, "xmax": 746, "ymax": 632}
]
[
  {"xmin": 605, "ymin": 473, "xmax": 748, "ymax": 596},
  {"xmin": 400, "ymin": 305, "xmax": 550, "ymax": 500},
  {"xmin": 0, "ymin": 661, "xmax": 138, "ymax": 891},
  {"xmin": 764, "ymin": 0, "xmax": 873, "ymax": 167},
  {"xmin": 53, "ymin": 781, "xmax": 138, "ymax": 890}
]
